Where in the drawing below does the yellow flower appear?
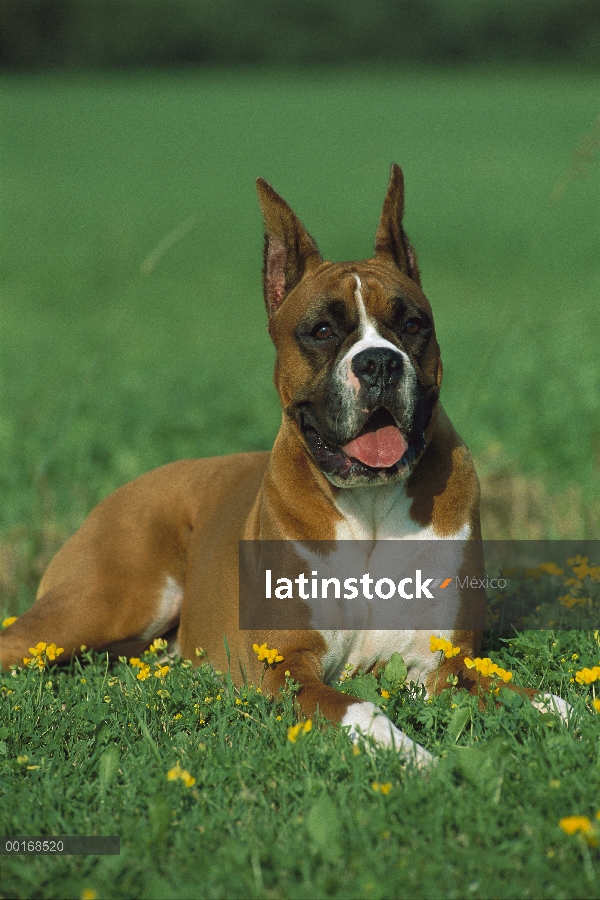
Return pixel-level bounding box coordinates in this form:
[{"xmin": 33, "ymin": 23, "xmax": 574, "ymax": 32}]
[
  {"xmin": 559, "ymin": 815, "xmax": 592, "ymax": 835},
  {"xmin": 166, "ymin": 761, "xmax": 195, "ymax": 787},
  {"xmin": 1, "ymin": 616, "xmax": 17, "ymax": 628},
  {"xmin": 464, "ymin": 657, "xmax": 512, "ymax": 682},
  {"xmin": 148, "ymin": 638, "xmax": 168, "ymax": 654},
  {"xmin": 136, "ymin": 665, "xmax": 152, "ymax": 681},
  {"xmin": 539, "ymin": 562, "xmax": 564, "ymax": 576},
  {"xmin": 592, "ymin": 699, "xmax": 600, "ymax": 713},
  {"xmin": 575, "ymin": 666, "xmax": 600, "ymax": 685},
  {"xmin": 429, "ymin": 635, "xmax": 460, "ymax": 658},
  {"xmin": 153, "ymin": 665, "xmax": 170, "ymax": 679},
  {"xmin": 81, "ymin": 890, "xmax": 98, "ymax": 900},
  {"xmin": 287, "ymin": 720, "xmax": 312, "ymax": 743},
  {"xmin": 45, "ymin": 643, "xmax": 64, "ymax": 661},
  {"xmin": 129, "ymin": 657, "xmax": 143, "ymax": 668},
  {"xmin": 372, "ymin": 782, "xmax": 393, "ymax": 795},
  {"xmin": 253, "ymin": 642, "xmax": 284, "ymax": 664},
  {"xmin": 380, "ymin": 689, "xmax": 391, "ymax": 699}
]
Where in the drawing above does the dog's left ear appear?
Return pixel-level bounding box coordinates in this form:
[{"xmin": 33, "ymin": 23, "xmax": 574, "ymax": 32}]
[
  {"xmin": 256, "ymin": 178, "xmax": 323, "ymax": 316},
  {"xmin": 374, "ymin": 164, "xmax": 421, "ymax": 285}
]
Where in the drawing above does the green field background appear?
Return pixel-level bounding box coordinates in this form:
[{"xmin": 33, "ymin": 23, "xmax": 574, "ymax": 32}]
[
  {"xmin": 1, "ymin": 69, "xmax": 599, "ymax": 577},
  {"xmin": 2, "ymin": 67, "xmax": 600, "ymax": 900}
]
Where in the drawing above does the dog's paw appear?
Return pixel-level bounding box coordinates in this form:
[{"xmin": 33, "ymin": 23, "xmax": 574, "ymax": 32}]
[
  {"xmin": 531, "ymin": 693, "xmax": 571, "ymax": 724},
  {"xmin": 341, "ymin": 701, "xmax": 434, "ymax": 767}
]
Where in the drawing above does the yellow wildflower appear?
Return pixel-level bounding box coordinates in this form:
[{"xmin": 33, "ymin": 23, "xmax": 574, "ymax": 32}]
[
  {"xmin": 559, "ymin": 815, "xmax": 592, "ymax": 835},
  {"xmin": 575, "ymin": 666, "xmax": 600, "ymax": 685},
  {"xmin": 148, "ymin": 637, "xmax": 168, "ymax": 654},
  {"xmin": 166, "ymin": 761, "xmax": 196, "ymax": 787},
  {"xmin": 45, "ymin": 643, "xmax": 64, "ymax": 661},
  {"xmin": 380, "ymin": 689, "xmax": 391, "ymax": 698},
  {"xmin": 136, "ymin": 665, "xmax": 152, "ymax": 681},
  {"xmin": 372, "ymin": 782, "xmax": 392, "ymax": 795},
  {"xmin": 153, "ymin": 665, "xmax": 170, "ymax": 679},
  {"xmin": 464, "ymin": 657, "xmax": 512, "ymax": 682},
  {"xmin": 429, "ymin": 636, "xmax": 460, "ymax": 658},
  {"xmin": 592, "ymin": 699, "xmax": 600, "ymax": 713},
  {"xmin": 287, "ymin": 720, "xmax": 312, "ymax": 743},
  {"xmin": 2, "ymin": 616, "xmax": 17, "ymax": 628},
  {"xmin": 253, "ymin": 642, "xmax": 284, "ymax": 665},
  {"xmin": 539, "ymin": 562, "xmax": 564, "ymax": 576},
  {"xmin": 129, "ymin": 657, "xmax": 143, "ymax": 668},
  {"xmin": 81, "ymin": 890, "xmax": 98, "ymax": 900}
]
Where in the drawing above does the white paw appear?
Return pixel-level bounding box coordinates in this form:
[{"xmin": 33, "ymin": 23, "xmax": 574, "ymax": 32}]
[
  {"xmin": 531, "ymin": 693, "xmax": 571, "ymax": 724},
  {"xmin": 341, "ymin": 701, "xmax": 434, "ymax": 767}
]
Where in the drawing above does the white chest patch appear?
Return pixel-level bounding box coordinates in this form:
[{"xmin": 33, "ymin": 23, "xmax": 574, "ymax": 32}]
[{"xmin": 311, "ymin": 481, "xmax": 471, "ymax": 687}]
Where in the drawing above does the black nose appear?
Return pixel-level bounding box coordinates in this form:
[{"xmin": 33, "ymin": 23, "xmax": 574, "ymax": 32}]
[{"xmin": 351, "ymin": 347, "xmax": 403, "ymax": 388}]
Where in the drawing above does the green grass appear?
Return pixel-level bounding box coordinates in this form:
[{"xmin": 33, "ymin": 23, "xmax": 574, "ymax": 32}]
[
  {"xmin": 2, "ymin": 629, "xmax": 600, "ymax": 899},
  {"xmin": 1, "ymin": 68, "xmax": 600, "ymax": 898}
]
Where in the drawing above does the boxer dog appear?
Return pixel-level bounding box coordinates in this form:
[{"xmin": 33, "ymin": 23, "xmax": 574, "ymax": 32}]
[{"xmin": 0, "ymin": 166, "xmax": 565, "ymax": 764}]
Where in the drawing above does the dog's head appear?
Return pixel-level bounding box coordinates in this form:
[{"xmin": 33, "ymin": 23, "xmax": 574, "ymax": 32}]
[{"xmin": 257, "ymin": 165, "xmax": 442, "ymax": 487}]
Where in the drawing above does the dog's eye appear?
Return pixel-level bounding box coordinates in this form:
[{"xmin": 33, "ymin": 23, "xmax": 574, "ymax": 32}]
[
  {"xmin": 404, "ymin": 319, "xmax": 420, "ymax": 335},
  {"xmin": 312, "ymin": 323, "xmax": 334, "ymax": 340}
]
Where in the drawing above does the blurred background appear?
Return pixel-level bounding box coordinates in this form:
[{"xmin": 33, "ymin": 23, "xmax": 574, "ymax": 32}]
[
  {"xmin": 1, "ymin": 1, "xmax": 599, "ymax": 612},
  {"xmin": 2, "ymin": 0, "xmax": 600, "ymax": 68}
]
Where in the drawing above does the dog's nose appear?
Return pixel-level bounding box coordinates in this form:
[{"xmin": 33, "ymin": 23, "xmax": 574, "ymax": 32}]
[{"xmin": 351, "ymin": 347, "xmax": 403, "ymax": 388}]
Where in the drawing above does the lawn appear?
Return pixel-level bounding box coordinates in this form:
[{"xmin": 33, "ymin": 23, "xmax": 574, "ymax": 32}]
[{"xmin": 1, "ymin": 67, "xmax": 600, "ymax": 899}]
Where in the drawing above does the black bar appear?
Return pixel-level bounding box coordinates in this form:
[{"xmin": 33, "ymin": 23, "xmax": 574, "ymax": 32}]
[{"xmin": 1, "ymin": 837, "xmax": 120, "ymax": 855}]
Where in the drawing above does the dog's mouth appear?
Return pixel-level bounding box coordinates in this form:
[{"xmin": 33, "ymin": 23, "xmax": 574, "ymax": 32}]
[
  {"xmin": 341, "ymin": 407, "xmax": 408, "ymax": 468},
  {"xmin": 300, "ymin": 407, "xmax": 425, "ymax": 481}
]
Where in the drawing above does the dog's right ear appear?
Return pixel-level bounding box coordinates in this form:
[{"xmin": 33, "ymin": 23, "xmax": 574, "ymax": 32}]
[{"xmin": 256, "ymin": 178, "xmax": 323, "ymax": 316}]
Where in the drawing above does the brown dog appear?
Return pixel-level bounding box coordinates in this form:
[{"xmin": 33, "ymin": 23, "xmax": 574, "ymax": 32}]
[{"xmin": 0, "ymin": 166, "xmax": 564, "ymax": 763}]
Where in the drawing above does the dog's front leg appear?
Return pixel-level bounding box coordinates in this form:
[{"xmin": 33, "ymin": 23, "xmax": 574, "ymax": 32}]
[{"xmin": 262, "ymin": 646, "xmax": 434, "ymax": 767}]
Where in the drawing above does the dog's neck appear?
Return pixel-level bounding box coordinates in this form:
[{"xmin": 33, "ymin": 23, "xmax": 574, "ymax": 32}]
[{"xmin": 257, "ymin": 415, "xmax": 424, "ymax": 541}]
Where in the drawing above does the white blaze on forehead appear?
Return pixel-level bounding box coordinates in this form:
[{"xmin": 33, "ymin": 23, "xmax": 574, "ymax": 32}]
[
  {"xmin": 335, "ymin": 274, "xmax": 416, "ymax": 401},
  {"xmin": 352, "ymin": 274, "xmax": 397, "ymax": 352}
]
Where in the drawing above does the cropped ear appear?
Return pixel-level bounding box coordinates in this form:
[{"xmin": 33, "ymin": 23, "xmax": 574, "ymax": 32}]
[
  {"xmin": 256, "ymin": 178, "xmax": 323, "ymax": 316},
  {"xmin": 374, "ymin": 163, "xmax": 421, "ymax": 285}
]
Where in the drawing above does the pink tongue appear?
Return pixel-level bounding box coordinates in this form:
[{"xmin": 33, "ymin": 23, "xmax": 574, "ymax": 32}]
[{"xmin": 342, "ymin": 425, "xmax": 408, "ymax": 468}]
